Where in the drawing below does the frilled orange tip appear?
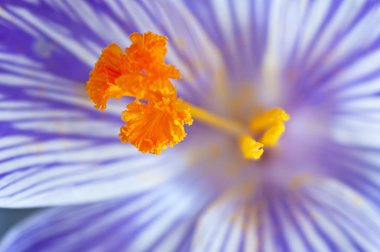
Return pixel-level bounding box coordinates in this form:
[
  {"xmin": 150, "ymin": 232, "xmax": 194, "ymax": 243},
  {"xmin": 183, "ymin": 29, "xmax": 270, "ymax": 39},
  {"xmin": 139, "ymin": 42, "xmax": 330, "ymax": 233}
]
[
  {"xmin": 86, "ymin": 43, "xmax": 126, "ymax": 110},
  {"xmin": 124, "ymin": 32, "xmax": 181, "ymax": 98},
  {"xmin": 127, "ymin": 32, "xmax": 168, "ymax": 68},
  {"xmin": 114, "ymin": 73, "xmax": 176, "ymax": 101},
  {"xmin": 86, "ymin": 32, "xmax": 181, "ymax": 110},
  {"xmin": 86, "ymin": 31, "xmax": 191, "ymax": 154},
  {"xmin": 119, "ymin": 98, "xmax": 193, "ymax": 154}
]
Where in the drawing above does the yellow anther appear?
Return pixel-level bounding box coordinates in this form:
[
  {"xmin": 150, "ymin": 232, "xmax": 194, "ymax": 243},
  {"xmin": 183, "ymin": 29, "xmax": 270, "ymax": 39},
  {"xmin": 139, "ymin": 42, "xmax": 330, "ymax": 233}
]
[
  {"xmin": 250, "ymin": 108, "xmax": 289, "ymax": 148},
  {"xmin": 260, "ymin": 122, "xmax": 285, "ymax": 147},
  {"xmin": 250, "ymin": 108, "xmax": 289, "ymax": 132},
  {"xmin": 240, "ymin": 135, "xmax": 264, "ymax": 160}
]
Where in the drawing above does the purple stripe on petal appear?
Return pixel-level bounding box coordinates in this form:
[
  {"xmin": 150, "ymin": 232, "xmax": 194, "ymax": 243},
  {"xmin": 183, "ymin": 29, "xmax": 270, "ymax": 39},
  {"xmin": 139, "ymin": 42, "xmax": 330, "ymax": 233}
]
[
  {"xmin": 0, "ymin": 175, "xmax": 216, "ymax": 252},
  {"xmin": 0, "ymin": 0, "xmax": 227, "ymax": 207}
]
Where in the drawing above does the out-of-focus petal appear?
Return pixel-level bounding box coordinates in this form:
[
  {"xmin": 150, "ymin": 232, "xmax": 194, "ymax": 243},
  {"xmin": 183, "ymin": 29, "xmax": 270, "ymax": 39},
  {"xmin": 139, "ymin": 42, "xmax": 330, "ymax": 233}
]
[
  {"xmin": 254, "ymin": 0, "xmax": 380, "ymax": 215},
  {"xmin": 0, "ymin": 0, "xmax": 225, "ymax": 103},
  {"xmin": 0, "ymin": 52, "xmax": 188, "ymax": 207},
  {"xmin": 184, "ymin": 0, "xmax": 380, "ymax": 109},
  {"xmin": 0, "ymin": 70, "xmax": 193, "ymax": 207},
  {"xmin": 267, "ymin": 0, "xmax": 380, "ymax": 109},
  {"xmin": 3, "ymin": 178, "xmax": 380, "ymax": 252},
  {"xmin": 0, "ymin": 1, "xmax": 225, "ymax": 207},
  {"xmin": 184, "ymin": 0, "xmax": 269, "ymax": 83},
  {"xmin": 320, "ymin": 143, "xmax": 380, "ymax": 208},
  {"xmin": 191, "ymin": 179, "xmax": 380, "ymax": 252},
  {"xmin": 0, "ymin": 176, "xmax": 215, "ymax": 252},
  {"xmin": 298, "ymin": 180, "xmax": 380, "ymax": 251}
]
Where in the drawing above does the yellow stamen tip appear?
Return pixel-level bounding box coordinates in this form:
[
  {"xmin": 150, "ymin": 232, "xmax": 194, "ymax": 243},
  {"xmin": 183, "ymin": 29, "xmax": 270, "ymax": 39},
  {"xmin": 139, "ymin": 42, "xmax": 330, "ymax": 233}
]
[
  {"xmin": 260, "ymin": 122, "xmax": 285, "ymax": 147},
  {"xmin": 250, "ymin": 108, "xmax": 289, "ymax": 132},
  {"xmin": 250, "ymin": 107, "xmax": 290, "ymax": 148},
  {"xmin": 240, "ymin": 135, "xmax": 264, "ymax": 160}
]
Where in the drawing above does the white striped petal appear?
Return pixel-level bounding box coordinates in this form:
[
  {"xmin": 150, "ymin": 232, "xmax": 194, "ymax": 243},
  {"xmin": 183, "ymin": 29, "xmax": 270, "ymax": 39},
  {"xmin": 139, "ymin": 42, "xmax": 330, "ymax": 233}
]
[
  {"xmin": 0, "ymin": 0, "xmax": 225, "ymax": 207},
  {"xmin": 0, "ymin": 176, "xmax": 215, "ymax": 252}
]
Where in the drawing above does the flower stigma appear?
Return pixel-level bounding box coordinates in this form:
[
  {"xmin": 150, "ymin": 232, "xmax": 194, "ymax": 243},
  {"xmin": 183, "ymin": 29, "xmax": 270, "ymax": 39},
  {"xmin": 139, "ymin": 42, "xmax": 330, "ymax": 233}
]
[{"xmin": 86, "ymin": 32, "xmax": 290, "ymax": 159}]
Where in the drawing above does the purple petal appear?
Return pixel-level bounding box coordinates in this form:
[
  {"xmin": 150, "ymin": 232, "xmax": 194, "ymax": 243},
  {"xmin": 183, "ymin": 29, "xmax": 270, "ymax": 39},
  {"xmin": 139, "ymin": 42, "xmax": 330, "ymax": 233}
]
[
  {"xmin": 2, "ymin": 178, "xmax": 380, "ymax": 252},
  {"xmin": 0, "ymin": 176, "xmax": 215, "ymax": 252},
  {"xmin": 0, "ymin": 0, "xmax": 226, "ymax": 207},
  {"xmin": 184, "ymin": 0, "xmax": 269, "ymax": 83}
]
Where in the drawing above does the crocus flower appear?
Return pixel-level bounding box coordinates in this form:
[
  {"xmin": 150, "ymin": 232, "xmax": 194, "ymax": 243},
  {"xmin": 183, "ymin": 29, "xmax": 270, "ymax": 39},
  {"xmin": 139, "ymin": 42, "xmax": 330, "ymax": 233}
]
[{"xmin": 1, "ymin": 0, "xmax": 380, "ymax": 251}]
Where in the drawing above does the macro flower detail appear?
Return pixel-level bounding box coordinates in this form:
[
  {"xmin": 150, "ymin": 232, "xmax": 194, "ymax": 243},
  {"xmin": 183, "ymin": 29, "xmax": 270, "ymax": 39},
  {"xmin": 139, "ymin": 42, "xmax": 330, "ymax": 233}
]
[
  {"xmin": 239, "ymin": 135, "xmax": 263, "ymax": 160},
  {"xmin": 119, "ymin": 98, "xmax": 192, "ymax": 154},
  {"xmin": 87, "ymin": 32, "xmax": 192, "ymax": 154},
  {"xmin": 86, "ymin": 43, "xmax": 126, "ymax": 110},
  {"xmin": 250, "ymin": 108, "xmax": 290, "ymax": 147},
  {"xmin": 87, "ymin": 32, "xmax": 181, "ymax": 111},
  {"xmin": 87, "ymin": 31, "xmax": 289, "ymax": 157},
  {"xmin": 1, "ymin": 1, "xmax": 380, "ymax": 252}
]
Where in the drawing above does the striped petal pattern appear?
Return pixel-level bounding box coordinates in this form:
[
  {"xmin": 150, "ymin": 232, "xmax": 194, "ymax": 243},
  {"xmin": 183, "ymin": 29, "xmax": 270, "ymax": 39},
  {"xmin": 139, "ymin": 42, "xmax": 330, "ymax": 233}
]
[
  {"xmin": 0, "ymin": 0, "xmax": 224, "ymax": 207},
  {"xmin": 2, "ymin": 179, "xmax": 380, "ymax": 252},
  {"xmin": 1, "ymin": 0, "xmax": 380, "ymax": 251},
  {"xmin": 0, "ymin": 175, "xmax": 215, "ymax": 252}
]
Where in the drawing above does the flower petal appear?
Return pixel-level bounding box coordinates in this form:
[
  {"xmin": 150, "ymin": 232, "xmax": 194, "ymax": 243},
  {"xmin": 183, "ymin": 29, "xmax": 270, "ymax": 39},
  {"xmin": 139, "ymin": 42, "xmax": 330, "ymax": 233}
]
[
  {"xmin": 272, "ymin": 0, "xmax": 380, "ymax": 109},
  {"xmin": 0, "ymin": 176, "xmax": 214, "ymax": 252},
  {"xmin": 1, "ymin": 1, "xmax": 225, "ymax": 102},
  {"xmin": 2, "ymin": 175, "xmax": 380, "ymax": 251},
  {"xmin": 184, "ymin": 0, "xmax": 269, "ymax": 82},
  {"xmin": 184, "ymin": 0, "xmax": 380, "ymax": 109},
  {"xmin": 190, "ymin": 178, "xmax": 380, "ymax": 252},
  {"xmin": 0, "ymin": 1, "xmax": 225, "ymax": 207},
  {"xmin": 299, "ymin": 179, "xmax": 380, "ymax": 251},
  {"xmin": 0, "ymin": 57, "xmax": 189, "ymax": 207}
]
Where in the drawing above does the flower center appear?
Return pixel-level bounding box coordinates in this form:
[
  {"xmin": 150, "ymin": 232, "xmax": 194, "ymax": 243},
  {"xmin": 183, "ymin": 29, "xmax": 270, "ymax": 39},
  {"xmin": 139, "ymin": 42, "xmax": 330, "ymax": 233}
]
[{"xmin": 86, "ymin": 32, "xmax": 289, "ymax": 160}]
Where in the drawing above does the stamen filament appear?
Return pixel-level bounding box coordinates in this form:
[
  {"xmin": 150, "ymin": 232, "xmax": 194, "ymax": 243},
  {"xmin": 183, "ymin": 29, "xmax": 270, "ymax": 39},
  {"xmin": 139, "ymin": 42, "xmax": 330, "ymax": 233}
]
[{"xmin": 178, "ymin": 99, "xmax": 248, "ymax": 136}]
